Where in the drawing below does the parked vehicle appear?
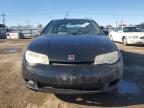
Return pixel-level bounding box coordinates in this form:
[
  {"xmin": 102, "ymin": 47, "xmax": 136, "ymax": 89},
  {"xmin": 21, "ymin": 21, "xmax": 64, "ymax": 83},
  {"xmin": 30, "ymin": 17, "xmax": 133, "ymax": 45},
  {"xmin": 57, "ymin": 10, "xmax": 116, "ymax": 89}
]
[
  {"xmin": 6, "ymin": 32, "xmax": 24, "ymax": 39},
  {"xmin": 109, "ymin": 26, "xmax": 144, "ymax": 45},
  {"xmin": 0, "ymin": 28, "xmax": 6, "ymax": 39},
  {"xmin": 22, "ymin": 19, "xmax": 123, "ymax": 94}
]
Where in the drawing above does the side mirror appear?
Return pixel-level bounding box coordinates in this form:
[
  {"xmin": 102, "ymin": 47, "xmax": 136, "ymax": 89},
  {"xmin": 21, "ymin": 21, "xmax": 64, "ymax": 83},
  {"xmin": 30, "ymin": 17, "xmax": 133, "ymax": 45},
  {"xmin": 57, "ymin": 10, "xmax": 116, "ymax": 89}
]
[{"xmin": 100, "ymin": 26, "xmax": 104, "ymax": 30}]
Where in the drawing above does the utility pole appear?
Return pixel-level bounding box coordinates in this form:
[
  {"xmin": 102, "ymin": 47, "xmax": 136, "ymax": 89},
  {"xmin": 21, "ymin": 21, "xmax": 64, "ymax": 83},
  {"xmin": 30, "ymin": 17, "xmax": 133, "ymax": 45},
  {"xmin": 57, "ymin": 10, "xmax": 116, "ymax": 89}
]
[
  {"xmin": 66, "ymin": 11, "xmax": 69, "ymax": 18},
  {"xmin": 26, "ymin": 20, "xmax": 29, "ymax": 28},
  {"xmin": 0, "ymin": 13, "xmax": 6, "ymax": 26},
  {"xmin": 116, "ymin": 21, "xmax": 118, "ymax": 27}
]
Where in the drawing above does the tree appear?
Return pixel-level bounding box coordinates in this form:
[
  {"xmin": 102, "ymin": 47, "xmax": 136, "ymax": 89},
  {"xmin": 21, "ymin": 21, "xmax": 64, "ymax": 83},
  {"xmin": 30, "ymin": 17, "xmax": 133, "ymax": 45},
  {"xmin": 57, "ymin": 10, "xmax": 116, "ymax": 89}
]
[
  {"xmin": 37, "ymin": 24, "xmax": 43, "ymax": 28},
  {"xmin": 106, "ymin": 25, "xmax": 113, "ymax": 28}
]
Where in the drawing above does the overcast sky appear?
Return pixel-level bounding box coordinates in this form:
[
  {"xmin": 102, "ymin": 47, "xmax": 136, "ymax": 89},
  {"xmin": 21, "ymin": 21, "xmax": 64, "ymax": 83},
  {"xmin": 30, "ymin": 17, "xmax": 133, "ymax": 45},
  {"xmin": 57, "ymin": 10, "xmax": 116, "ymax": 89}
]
[{"xmin": 0, "ymin": 0, "xmax": 144, "ymax": 26}]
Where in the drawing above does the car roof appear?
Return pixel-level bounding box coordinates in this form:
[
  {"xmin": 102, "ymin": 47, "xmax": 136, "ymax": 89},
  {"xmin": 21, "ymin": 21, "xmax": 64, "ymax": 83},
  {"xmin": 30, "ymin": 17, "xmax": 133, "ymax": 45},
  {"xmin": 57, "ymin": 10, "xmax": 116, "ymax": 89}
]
[{"xmin": 51, "ymin": 18, "xmax": 95, "ymax": 22}]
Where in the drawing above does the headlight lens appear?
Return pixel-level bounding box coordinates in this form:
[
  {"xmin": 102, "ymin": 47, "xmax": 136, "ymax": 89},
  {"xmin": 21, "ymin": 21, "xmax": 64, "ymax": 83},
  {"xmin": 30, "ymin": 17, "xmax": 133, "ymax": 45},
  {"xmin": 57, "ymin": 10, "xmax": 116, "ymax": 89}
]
[
  {"xmin": 94, "ymin": 51, "xmax": 119, "ymax": 65},
  {"xmin": 25, "ymin": 50, "xmax": 49, "ymax": 64}
]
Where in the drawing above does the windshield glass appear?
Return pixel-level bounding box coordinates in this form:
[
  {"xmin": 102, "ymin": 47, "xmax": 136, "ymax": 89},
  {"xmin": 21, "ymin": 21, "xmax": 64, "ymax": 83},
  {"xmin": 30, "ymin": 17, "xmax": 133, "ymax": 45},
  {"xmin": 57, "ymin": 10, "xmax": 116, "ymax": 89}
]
[
  {"xmin": 123, "ymin": 27, "xmax": 143, "ymax": 32},
  {"xmin": 42, "ymin": 19, "xmax": 104, "ymax": 35}
]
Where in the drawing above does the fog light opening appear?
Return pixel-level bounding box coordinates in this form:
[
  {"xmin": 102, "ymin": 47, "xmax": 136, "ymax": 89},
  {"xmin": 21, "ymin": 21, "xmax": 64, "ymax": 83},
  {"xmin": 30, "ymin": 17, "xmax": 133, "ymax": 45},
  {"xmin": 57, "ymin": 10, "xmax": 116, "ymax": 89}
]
[
  {"xmin": 25, "ymin": 79, "xmax": 38, "ymax": 90},
  {"xmin": 27, "ymin": 80, "xmax": 35, "ymax": 85}
]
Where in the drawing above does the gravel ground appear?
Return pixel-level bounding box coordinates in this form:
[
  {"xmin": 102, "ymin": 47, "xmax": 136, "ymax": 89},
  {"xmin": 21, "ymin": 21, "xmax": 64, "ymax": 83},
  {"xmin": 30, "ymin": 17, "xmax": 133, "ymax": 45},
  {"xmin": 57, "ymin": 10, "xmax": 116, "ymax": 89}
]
[{"xmin": 0, "ymin": 39, "xmax": 144, "ymax": 108}]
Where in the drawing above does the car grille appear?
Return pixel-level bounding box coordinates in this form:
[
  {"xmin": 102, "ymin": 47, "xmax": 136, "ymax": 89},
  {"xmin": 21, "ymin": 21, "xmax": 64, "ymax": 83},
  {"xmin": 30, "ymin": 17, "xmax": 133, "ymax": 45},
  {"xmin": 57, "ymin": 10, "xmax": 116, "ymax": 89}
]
[
  {"xmin": 140, "ymin": 36, "xmax": 144, "ymax": 39},
  {"xmin": 50, "ymin": 61, "xmax": 94, "ymax": 65},
  {"xmin": 37, "ymin": 83, "xmax": 104, "ymax": 90}
]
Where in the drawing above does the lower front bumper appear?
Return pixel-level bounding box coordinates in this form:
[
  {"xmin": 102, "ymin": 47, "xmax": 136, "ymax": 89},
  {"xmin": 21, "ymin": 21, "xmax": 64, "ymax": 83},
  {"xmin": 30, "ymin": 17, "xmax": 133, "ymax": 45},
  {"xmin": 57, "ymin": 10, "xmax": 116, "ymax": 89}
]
[
  {"xmin": 22, "ymin": 58, "xmax": 123, "ymax": 94},
  {"xmin": 24, "ymin": 80, "xmax": 118, "ymax": 94},
  {"xmin": 127, "ymin": 39, "xmax": 144, "ymax": 44},
  {"xmin": 0, "ymin": 35, "xmax": 6, "ymax": 39}
]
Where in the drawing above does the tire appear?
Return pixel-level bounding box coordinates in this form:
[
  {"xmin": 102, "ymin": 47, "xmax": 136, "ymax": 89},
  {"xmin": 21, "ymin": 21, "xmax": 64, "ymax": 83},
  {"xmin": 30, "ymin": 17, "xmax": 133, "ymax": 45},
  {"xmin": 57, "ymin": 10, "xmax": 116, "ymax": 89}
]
[{"xmin": 122, "ymin": 37, "xmax": 128, "ymax": 46}]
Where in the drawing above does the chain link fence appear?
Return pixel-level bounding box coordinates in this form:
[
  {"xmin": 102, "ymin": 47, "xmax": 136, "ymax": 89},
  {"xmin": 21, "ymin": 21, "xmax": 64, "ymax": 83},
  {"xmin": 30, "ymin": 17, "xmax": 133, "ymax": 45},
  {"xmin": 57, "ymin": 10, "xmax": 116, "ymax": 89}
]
[
  {"xmin": 8, "ymin": 27, "xmax": 44, "ymax": 38},
  {"xmin": 14, "ymin": 28, "xmax": 43, "ymax": 38}
]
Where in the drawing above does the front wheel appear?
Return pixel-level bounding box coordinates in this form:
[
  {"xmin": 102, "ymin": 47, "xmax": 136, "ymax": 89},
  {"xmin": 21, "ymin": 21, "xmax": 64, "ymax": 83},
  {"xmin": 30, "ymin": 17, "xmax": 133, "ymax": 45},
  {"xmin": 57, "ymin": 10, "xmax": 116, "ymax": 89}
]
[{"xmin": 122, "ymin": 37, "xmax": 128, "ymax": 46}]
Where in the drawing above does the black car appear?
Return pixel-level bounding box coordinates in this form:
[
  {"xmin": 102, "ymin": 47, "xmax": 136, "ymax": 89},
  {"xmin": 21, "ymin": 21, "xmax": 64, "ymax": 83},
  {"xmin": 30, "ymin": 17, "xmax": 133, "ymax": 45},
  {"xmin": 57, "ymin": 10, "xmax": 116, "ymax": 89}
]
[
  {"xmin": 0, "ymin": 28, "xmax": 6, "ymax": 39},
  {"xmin": 22, "ymin": 19, "xmax": 123, "ymax": 94}
]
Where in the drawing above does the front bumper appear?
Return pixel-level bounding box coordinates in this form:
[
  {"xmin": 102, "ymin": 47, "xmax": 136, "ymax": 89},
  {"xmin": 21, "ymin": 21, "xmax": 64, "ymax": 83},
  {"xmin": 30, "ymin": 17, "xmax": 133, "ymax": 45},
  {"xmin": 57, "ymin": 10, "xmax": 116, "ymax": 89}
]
[
  {"xmin": 127, "ymin": 39, "xmax": 144, "ymax": 44},
  {"xmin": 0, "ymin": 35, "xmax": 6, "ymax": 39},
  {"xmin": 22, "ymin": 58, "xmax": 123, "ymax": 94}
]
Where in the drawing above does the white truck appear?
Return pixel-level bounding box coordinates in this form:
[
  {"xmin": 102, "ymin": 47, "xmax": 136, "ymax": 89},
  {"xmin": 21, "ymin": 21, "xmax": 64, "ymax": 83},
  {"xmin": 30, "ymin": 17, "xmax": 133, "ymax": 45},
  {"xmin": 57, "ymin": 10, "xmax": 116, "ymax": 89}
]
[
  {"xmin": 6, "ymin": 31, "xmax": 24, "ymax": 39},
  {"xmin": 109, "ymin": 26, "xmax": 144, "ymax": 45}
]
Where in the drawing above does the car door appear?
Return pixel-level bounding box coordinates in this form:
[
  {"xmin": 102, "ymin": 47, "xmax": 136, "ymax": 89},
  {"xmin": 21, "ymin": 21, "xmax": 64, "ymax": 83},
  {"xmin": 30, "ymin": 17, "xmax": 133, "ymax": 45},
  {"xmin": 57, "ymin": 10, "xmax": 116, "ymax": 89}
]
[
  {"xmin": 110, "ymin": 28, "xmax": 118, "ymax": 41},
  {"xmin": 115, "ymin": 27, "xmax": 123, "ymax": 42}
]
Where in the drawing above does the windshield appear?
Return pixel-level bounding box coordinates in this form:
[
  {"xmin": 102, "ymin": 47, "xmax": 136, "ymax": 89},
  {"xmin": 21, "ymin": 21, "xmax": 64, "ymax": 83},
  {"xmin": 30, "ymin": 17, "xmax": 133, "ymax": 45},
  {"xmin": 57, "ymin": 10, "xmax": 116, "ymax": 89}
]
[
  {"xmin": 123, "ymin": 27, "xmax": 143, "ymax": 32},
  {"xmin": 42, "ymin": 19, "xmax": 104, "ymax": 35}
]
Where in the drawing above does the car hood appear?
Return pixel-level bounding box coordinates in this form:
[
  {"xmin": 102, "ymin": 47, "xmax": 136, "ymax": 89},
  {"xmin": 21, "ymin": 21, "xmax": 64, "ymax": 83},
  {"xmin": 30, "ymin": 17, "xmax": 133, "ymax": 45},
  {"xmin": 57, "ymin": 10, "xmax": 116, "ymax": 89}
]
[{"xmin": 28, "ymin": 35, "xmax": 118, "ymax": 62}]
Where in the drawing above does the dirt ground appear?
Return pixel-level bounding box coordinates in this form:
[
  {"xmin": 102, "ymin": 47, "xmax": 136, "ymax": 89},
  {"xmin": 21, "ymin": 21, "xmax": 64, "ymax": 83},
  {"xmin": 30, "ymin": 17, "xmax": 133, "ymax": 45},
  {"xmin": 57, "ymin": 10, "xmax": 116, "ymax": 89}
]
[{"xmin": 0, "ymin": 39, "xmax": 144, "ymax": 108}]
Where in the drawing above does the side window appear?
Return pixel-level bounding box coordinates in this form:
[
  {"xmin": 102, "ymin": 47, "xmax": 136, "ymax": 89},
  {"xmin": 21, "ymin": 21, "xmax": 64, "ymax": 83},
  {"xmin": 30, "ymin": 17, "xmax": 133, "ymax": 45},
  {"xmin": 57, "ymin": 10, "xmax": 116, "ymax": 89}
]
[{"xmin": 118, "ymin": 27, "xmax": 122, "ymax": 32}]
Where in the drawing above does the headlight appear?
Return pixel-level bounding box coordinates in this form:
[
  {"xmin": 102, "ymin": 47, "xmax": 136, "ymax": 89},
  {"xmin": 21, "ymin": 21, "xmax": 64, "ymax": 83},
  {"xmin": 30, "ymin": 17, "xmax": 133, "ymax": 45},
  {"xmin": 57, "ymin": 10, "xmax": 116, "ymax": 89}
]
[
  {"xmin": 94, "ymin": 51, "xmax": 119, "ymax": 65},
  {"xmin": 25, "ymin": 50, "xmax": 49, "ymax": 64}
]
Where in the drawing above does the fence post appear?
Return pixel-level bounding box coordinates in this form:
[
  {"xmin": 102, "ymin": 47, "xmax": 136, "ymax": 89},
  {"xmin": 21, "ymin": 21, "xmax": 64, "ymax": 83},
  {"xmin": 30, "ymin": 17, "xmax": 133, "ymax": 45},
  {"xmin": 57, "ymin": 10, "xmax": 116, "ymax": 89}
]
[{"xmin": 30, "ymin": 27, "xmax": 33, "ymax": 37}]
